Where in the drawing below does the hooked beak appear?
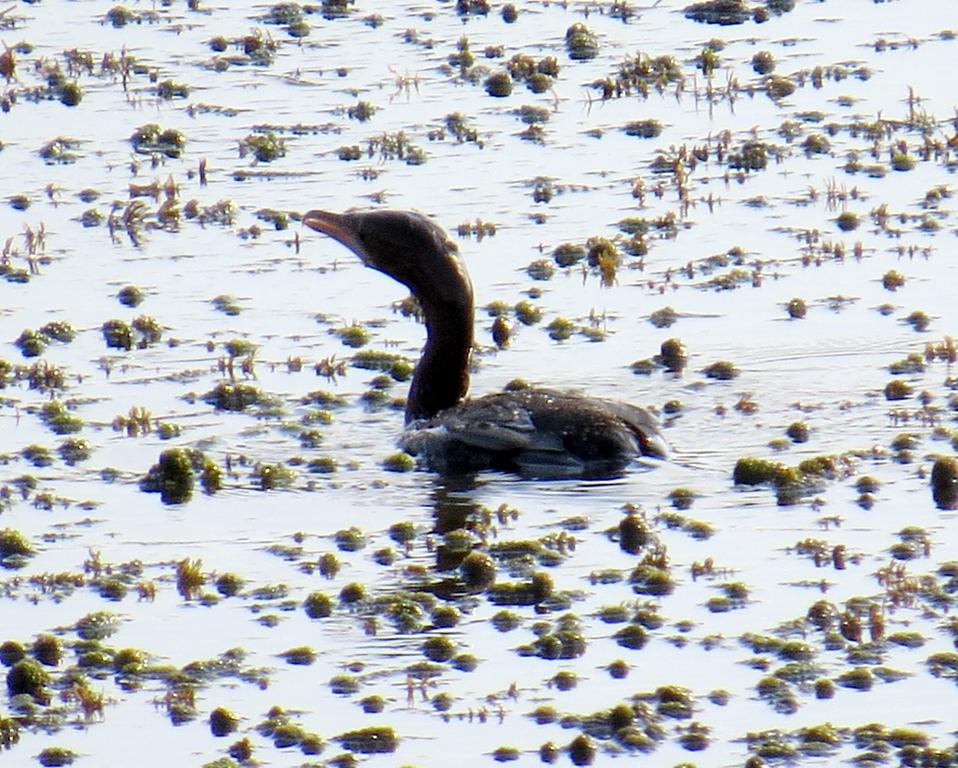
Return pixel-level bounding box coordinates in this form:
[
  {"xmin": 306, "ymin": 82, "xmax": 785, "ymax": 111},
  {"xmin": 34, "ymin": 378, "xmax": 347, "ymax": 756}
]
[{"xmin": 302, "ymin": 209, "xmax": 367, "ymax": 262}]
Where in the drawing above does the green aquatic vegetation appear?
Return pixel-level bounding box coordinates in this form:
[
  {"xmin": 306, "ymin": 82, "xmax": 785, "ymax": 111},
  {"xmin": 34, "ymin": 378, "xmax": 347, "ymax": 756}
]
[
  {"xmin": 211, "ymin": 295, "xmax": 242, "ymax": 315},
  {"xmin": 785, "ymin": 421, "xmax": 809, "ymax": 443},
  {"xmin": 209, "ymin": 706, "xmax": 240, "ymax": 737},
  {"xmin": 890, "ymin": 432, "xmax": 920, "ymax": 452},
  {"xmin": 649, "ymin": 306, "xmax": 678, "ymax": 328},
  {"xmin": 519, "ymin": 615, "xmax": 585, "ymax": 660},
  {"xmin": 884, "ymin": 379, "xmax": 913, "ymax": 400},
  {"xmin": 566, "ymin": 23, "xmax": 599, "ymax": 60},
  {"xmin": 382, "ymin": 452, "xmax": 415, "ymax": 472},
  {"xmin": 629, "ymin": 563, "xmax": 675, "ymax": 596},
  {"xmin": 888, "ymin": 352, "xmax": 923, "ymax": 374},
  {"xmin": 459, "ymin": 551, "xmax": 496, "ymax": 590},
  {"xmin": 361, "ymin": 695, "xmax": 386, "ymax": 713},
  {"xmin": 766, "ymin": 75, "xmax": 796, "ymax": 100},
  {"xmin": 702, "ymin": 360, "xmax": 739, "ymax": 380},
  {"xmin": 334, "ymin": 323, "xmax": 369, "ymax": 348},
  {"xmin": 685, "ymin": 0, "xmax": 750, "ymax": 25},
  {"xmin": 22, "ymin": 444, "xmax": 54, "ymax": 467},
  {"xmin": 668, "ymin": 487, "xmax": 697, "ymax": 510},
  {"xmin": 546, "ymin": 317, "xmax": 575, "ymax": 341},
  {"xmin": 202, "ymin": 382, "xmax": 271, "ymax": 411},
  {"xmin": 679, "ymin": 722, "xmax": 711, "ymax": 751},
  {"xmin": 926, "ymin": 651, "xmax": 958, "ymax": 679},
  {"xmin": 334, "ymin": 526, "xmax": 366, "ymax": 552},
  {"xmin": 241, "ymin": 131, "xmax": 286, "ymax": 162},
  {"xmin": 101, "ymin": 319, "xmax": 134, "ymax": 350},
  {"xmin": 618, "ymin": 511, "xmax": 651, "ymax": 554},
  {"xmin": 756, "ymin": 676, "xmax": 798, "ymax": 714},
  {"xmin": 740, "ymin": 633, "xmax": 783, "ymax": 654},
  {"xmin": 37, "ymin": 747, "xmax": 77, "ymax": 766},
  {"xmin": 113, "ymin": 647, "xmax": 148, "ymax": 673},
  {"xmin": 422, "ymin": 636, "xmax": 456, "ymax": 662},
  {"xmin": 532, "ymin": 182, "xmax": 554, "ymax": 205},
  {"xmin": 624, "ymin": 119, "xmax": 663, "ymax": 138},
  {"xmin": 526, "ymin": 260, "xmax": 555, "ymax": 281},
  {"xmin": 132, "ymin": 315, "xmax": 162, "ymax": 346},
  {"xmin": 156, "ymin": 79, "xmax": 189, "ymax": 99},
  {"xmin": 367, "ymin": 131, "xmax": 426, "ymax": 164},
  {"xmin": 351, "ymin": 349, "xmax": 407, "ymax": 372},
  {"xmin": 657, "ymin": 338, "xmax": 687, "ymax": 372},
  {"xmin": 252, "ymin": 462, "xmax": 295, "ymax": 490},
  {"xmin": 75, "ymin": 611, "xmax": 121, "ymax": 641},
  {"xmin": 32, "ymin": 634, "xmax": 64, "ymax": 666},
  {"xmin": 783, "ymin": 297, "xmax": 806, "ymax": 319},
  {"xmin": 553, "ymin": 242, "xmax": 586, "ymax": 267},
  {"xmin": 891, "ymin": 151, "xmax": 915, "ymax": 171},
  {"xmin": 652, "ymin": 684, "xmax": 694, "ymax": 719},
  {"xmin": 280, "ymin": 646, "xmax": 316, "ymax": 665},
  {"xmin": 0, "ymin": 641, "xmax": 26, "ymax": 666},
  {"xmin": 752, "ymin": 50, "xmax": 775, "ymax": 74},
  {"xmin": 697, "ymin": 45, "xmax": 720, "ymax": 76},
  {"xmin": 255, "ymin": 208, "xmax": 289, "ymax": 230},
  {"xmin": 802, "ymin": 133, "xmax": 830, "ymax": 155},
  {"xmin": 733, "ymin": 457, "xmax": 802, "ymax": 487},
  {"xmin": 0, "ymin": 528, "xmax": 34, "ymax": 560},
  {"xmin": 339, "ymin": 582, "xmax": 367, "ymax": 604},
  {"xmin": 140, "ymin": 448, "xmax": 196, "ymax": 504},
  {"xmin": 39, "ymin": 137, "xmax": 82, "ymax": 164},
  {"xmin": 905, "ymin": 310, "xmax": 930, "ymax": 332},
  {"xmin": 836, "ymin": 667, "xmax": 874, "ymax": 690},
  {"xmin": 728, "ymin": 140, "xmax": 769, "ymax": 171},
  {"xmin": 15, "ymin": 329, "xmax": 46, "ymax": 357},
  {"xmin": 490, "ymin": 571, "xmax": 554, "ymax": 607},
  {"xmin": 835, "ymin": 211, "xmax": 859, "ymax": 231},
  {"xmin": 130, "ymin": 123, "xmax": 186, "ymax": 158},
  {"xmin": 491, "ymin": 610, "xmax": 521, "ymax": 632},
  {"xmin": 707, "ymin": 268, "xmax": 753, "ymax": 290},
  {"xmin": 117, "ymin": 285, "xmax": 144, "ymax": 306},
  {"xmin": 388, "ymin": 521, "xmax": 417, "ymax": 546},
  {"xmin": 337, "ymin": 726, "xmax": 398, "ymax": 754},
  {"xmin": 931, "ymin": 456, "xmax": 958, "ymax": 509},
  {"xmin": 491, "ymin": 746, "xmax": 520, "ymax": 762},
  {"xmin": 347, "ymin": 100, "xmax": 377, "ymax": 121},
  {"xmin": 613, "ymin": 624, "xmax": 648, "ymax": 650},
  {"xmin": 6, "ymin": 658, "xmax": 49, "ymax": 700},
  {"xmin": 176, "ymin": 558, "xmax": 205, "ymax": 600},
  {"xmin": 40, "ymin": 400, "xmax": 83, "ymax": 434}
]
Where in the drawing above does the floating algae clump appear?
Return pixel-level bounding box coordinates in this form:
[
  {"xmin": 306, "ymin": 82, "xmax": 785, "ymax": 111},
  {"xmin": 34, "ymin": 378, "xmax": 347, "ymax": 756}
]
[
  {"xmin": 140, "ymin": 448, "xmax": 208, "ymax": 504},
  {"xmin": 565, "ymin": 23, "xmax": 599, "ymax": 60},
  {"xmin": 337, "ymin": 726, "xmax": 398, "ymax": 754},
  {"xmin": 931, "ymin": 456, "xmax": 958, "ymax": 510}
]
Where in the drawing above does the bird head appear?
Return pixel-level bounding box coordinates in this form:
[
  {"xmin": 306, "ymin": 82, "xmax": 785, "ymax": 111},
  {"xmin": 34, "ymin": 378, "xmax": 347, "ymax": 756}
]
[{"xmin": 303, "ymin": 209, "xmax": 471, "ymax": 310}]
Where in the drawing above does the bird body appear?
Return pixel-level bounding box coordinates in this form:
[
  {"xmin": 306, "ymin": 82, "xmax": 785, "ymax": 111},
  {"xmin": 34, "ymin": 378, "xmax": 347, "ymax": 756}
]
[{"xmin": 303, "ymin": 208, "xmax": 666, "ymax": 477}]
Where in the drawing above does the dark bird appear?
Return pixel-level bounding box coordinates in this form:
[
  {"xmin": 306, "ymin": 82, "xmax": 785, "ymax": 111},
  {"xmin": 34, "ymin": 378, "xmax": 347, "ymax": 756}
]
[{"xmin": 303, "ymin": 208, "xmax": 666, "ymax": 477}]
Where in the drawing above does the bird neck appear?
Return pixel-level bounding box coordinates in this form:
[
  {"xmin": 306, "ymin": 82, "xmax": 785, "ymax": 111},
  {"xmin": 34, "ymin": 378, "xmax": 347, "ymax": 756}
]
[{"xmin": 405, "ymin": 294, "xmax": 473, "ymax": 423}]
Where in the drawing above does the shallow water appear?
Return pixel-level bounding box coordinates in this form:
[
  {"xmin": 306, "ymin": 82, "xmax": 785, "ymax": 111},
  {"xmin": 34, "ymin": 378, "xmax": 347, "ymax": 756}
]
[{"xmin": 2, "ymin": 1, "xmax": 958, "ymax": 766}]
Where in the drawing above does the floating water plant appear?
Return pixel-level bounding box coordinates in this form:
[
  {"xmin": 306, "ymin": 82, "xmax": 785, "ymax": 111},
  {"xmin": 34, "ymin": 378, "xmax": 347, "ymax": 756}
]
[
  {"xmin": 209, "ymin": 707, "xmax": 240, "ymax": 737},
  {"xmin": 337, "ymin": 726, "xmax": 397, "ymax": 754},
  {"xmin": 565, "ymin": 24, "xmax": 598, "ymax": 60},
  {"xmin": 242, "ymin": 131, "xmax": 286, "ymax": 162},
  {"xmin": 835, "ymin": 211, "xmax": 859, "ymax": 231},
  {"xmin": 6, "ymin": 658, "xmax": 49, "ymax": 700},
  {"xmin": 702, "ymin": 360, "xmax": 739, "ymax": 380},
  {"xmin": 685, "ymin": 0, "xmax": 751, "ymax": 25},
  {"xmin": 931, "ymin": 456, "xmax": 958, "ymax": 510},
  {"xmin": 752, "ymin": 50, "xmax": 775, "ymax": 74},
  {"xmin": 130, "ymin": 124, "xmax": 186, "ymax": 158}
]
